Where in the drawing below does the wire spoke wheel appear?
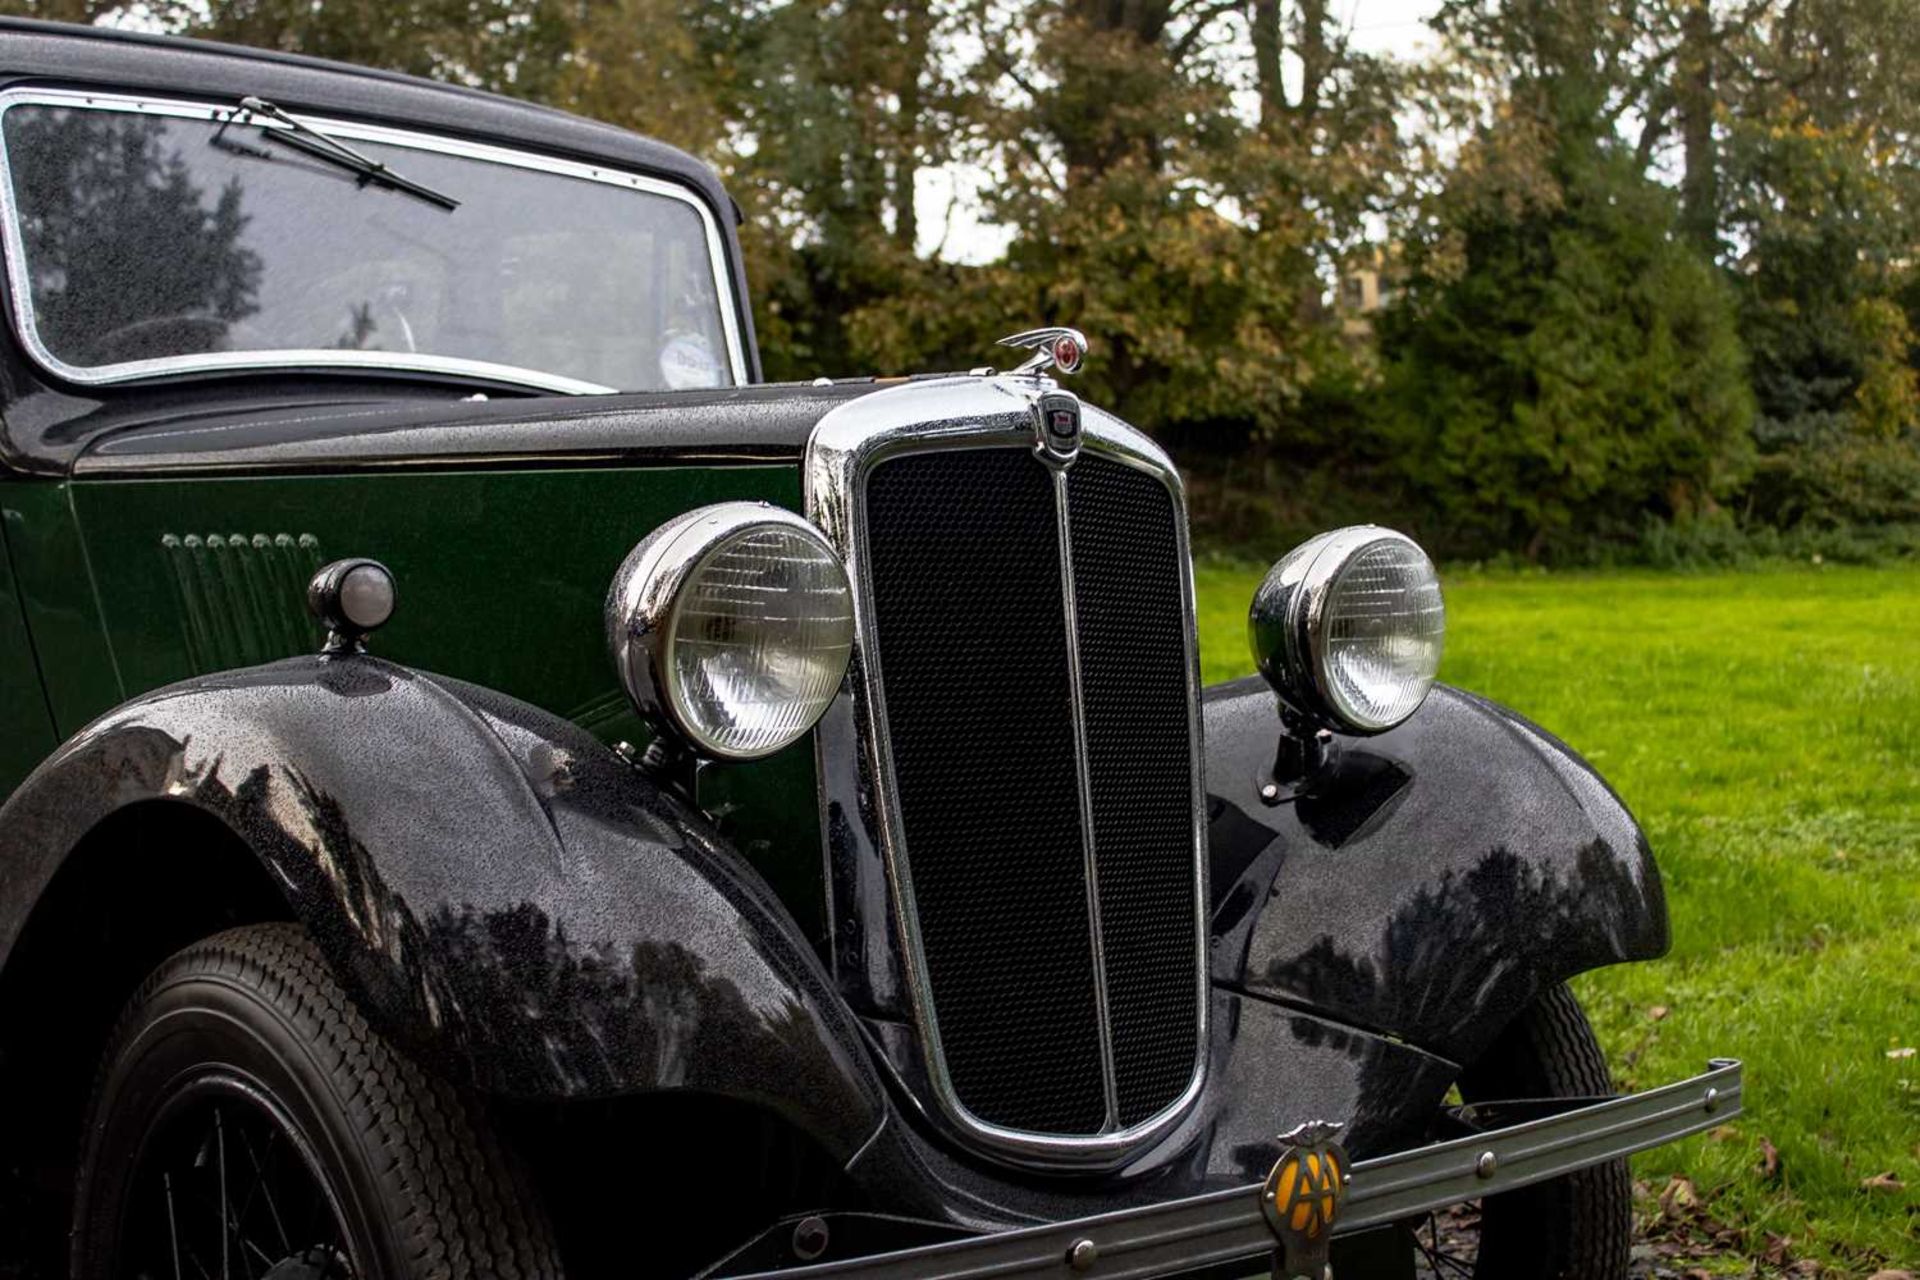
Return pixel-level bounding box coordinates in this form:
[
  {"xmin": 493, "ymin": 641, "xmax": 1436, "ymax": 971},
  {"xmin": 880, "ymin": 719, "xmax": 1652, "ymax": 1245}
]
[
  {"xmin": 1410, "ymin": 1202, "xmax": 1482, "ymax": 1278},
  {"xmin": 118, "ymin": 1075, "xmax": 354, "ymax": 1280},
  {"xmin": 70, "ymin": 925, "xmax": 558, "ymax": 1280}
]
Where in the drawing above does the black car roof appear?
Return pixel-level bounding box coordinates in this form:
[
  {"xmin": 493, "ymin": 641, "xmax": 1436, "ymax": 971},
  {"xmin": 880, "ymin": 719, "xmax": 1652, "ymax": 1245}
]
[{"xmin": 0, "ymin": 17, "xmax": 735, "ymax": 218}]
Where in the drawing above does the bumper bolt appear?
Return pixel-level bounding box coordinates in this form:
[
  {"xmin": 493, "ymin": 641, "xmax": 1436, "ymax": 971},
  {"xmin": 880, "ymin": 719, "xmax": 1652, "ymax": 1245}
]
[
  {"xmin": 1067, "ymin": 1238, "xmax": 1099, "ymax": 1271},
  {"xmin": 1704, "ymin": 1087, "xmax": 1720, "ymax": 1113},
  {"xmin": 1475, "ymin": 1150, "xmax": 1498, "ymax": 1179},
  {"xmin": 792, "ymin": 1216, "xmax": 829, "ymax": 1262}
]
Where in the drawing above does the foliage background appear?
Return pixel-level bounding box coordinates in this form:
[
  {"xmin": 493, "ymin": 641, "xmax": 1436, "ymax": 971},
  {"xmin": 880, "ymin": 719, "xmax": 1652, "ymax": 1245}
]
[{"xmin": 8, "ymin": 0, "xmax": 1917, "ymax": 565}]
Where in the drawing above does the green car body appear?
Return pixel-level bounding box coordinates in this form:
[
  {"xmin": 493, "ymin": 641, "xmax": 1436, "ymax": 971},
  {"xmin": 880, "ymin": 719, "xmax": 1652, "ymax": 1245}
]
[{"xmin": 0, "ymin": 463, "xmax": 830, "ymax": 933}]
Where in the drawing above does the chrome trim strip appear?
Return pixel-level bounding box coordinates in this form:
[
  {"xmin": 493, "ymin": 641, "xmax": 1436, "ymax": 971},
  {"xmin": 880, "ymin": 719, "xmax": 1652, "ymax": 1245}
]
[
  {"xmin": 0, "ymin": 88, "xmax": 748, "ymax": 394},
  {"xmin": 717, "ymin": 1059, "xmax": 1745, "ymax": 1280},
  {"xmin": 1052, "ymin": 462, "xmax": 1122, "ymax": 1131},
  {"xmin": 805, "ymin": 376, "xmax": 1209, "ymax": 1168}
]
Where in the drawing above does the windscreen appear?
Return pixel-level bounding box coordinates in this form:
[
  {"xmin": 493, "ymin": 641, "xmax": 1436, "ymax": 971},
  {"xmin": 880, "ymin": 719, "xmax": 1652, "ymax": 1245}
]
[{"xmin": 0, "ymin": 97, "xmax": 738, "ymax": 393}]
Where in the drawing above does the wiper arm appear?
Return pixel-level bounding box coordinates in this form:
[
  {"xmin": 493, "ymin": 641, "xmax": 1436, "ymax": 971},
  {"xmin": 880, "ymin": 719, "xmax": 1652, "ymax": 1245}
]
[{"xmin": 217, "ymin": 96, "xmax": 460, "ymax": 212}]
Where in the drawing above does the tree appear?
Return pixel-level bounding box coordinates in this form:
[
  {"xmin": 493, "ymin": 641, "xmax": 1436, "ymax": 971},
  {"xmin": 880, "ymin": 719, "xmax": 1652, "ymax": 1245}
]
[
  {"xmin": 157, "ymin": 0, "xmax": 576, "ymax": 97},
  {"xmin": 1375, "ymin": 38, "xmax": 1754, "ymax": 557},
  {"xmin": 659, "ymin": 0, "xmax": 965, "ymax": 381},
  {"xmin": 848, "ymin": 0, "xmax": 1407, "ymax": 446},
  {"xmin": 1532, "ymin": 0, "xmax": 1920, "ymax": 537},
  {"xmin": 1724, "ymin": 111, "xmax": 1920, "ymax": 529},
  {"xmin": 9, "ymin": 0, "xmax": 1912, "ymax": 556}
]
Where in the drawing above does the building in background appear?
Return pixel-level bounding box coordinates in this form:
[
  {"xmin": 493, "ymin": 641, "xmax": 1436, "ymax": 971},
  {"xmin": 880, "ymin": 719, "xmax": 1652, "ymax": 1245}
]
[{"xmin": 1336, "ymin": 245, "xmax": 1396, "ymax": 338}]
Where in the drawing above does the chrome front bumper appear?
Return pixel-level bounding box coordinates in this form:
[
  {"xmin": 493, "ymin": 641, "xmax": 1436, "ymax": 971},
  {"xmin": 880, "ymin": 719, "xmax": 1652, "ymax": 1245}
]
[{"xmin": 720, "ymin": 1059, "xmax": 1743, "ymax": 1280}]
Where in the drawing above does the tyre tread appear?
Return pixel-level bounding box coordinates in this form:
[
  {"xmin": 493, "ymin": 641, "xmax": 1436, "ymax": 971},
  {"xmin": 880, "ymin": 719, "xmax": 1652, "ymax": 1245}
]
[
  {"xmin": 85, "ymin": 922, "xmax": 560, "ymax": 1280},
  {"xmin": 1460, "ymin": 983, "xmax": 1632, "ymax": 1280}
]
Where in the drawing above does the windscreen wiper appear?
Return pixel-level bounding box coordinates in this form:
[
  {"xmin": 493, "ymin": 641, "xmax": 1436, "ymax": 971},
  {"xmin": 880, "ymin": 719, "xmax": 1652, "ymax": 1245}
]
[{"xmin": 216, "ymin": 96, "xmax": 460, "ymax": 212}]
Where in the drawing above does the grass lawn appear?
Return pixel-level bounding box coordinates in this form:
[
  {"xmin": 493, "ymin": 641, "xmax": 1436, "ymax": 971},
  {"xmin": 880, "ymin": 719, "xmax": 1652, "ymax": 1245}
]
[{"xmin": 1193, "ymin": 561, "xmax": 1920, "ymax": 1273}]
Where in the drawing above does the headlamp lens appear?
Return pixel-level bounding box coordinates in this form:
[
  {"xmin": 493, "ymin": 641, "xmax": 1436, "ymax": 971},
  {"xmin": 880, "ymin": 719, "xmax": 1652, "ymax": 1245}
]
[{"xmin": 664, "ymin": 523, "xmax": 853, "ymax": 758}]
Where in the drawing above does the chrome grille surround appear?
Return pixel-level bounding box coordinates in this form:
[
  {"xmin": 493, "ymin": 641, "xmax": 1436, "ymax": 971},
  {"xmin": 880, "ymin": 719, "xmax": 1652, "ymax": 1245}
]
[{"xmin": 804, "ymin": 376, "xmax": 1209, "ymax": 1167}]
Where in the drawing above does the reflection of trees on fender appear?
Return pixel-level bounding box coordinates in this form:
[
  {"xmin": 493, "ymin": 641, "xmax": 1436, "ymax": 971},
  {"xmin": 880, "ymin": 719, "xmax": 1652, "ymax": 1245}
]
[
  {"xmin": 421, "ymin": 900, "xmax": 864, "ymax": 1120},
  {"xmin": 6, "ymin": 106, "xmax": 261, "ymax": 363},
  {"xmin": 1257, "ymin": 840, "xmax": 1652, "ymax": 1061},
  {"xmin": 251, "ymin": 756, "xmax": 863, "ymax": 1125}
]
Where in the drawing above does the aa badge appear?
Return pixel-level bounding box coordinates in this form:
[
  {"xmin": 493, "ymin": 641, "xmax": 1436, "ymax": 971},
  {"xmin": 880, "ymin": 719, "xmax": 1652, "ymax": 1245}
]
[{"xmin": 1260, "ymin": 1120, "xmax": 1347, "ymax": 1280}]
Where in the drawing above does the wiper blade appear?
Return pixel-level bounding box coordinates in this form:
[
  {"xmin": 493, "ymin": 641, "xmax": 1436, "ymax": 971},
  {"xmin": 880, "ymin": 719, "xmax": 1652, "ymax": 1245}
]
[{"xmin": 217, "ymin": 96, "xmax": 459, "ymax": 212}]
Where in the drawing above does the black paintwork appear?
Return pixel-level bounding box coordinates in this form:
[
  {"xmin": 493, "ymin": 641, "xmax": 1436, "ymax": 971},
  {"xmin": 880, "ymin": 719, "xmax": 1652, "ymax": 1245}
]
[
  {"xmin": 0, "ymin": 650, "xmax": 1472, "ymax": 1236},
  {"xmin": 68, "ymin": 381, "xmax": 878, "ymax": 476},
  {"xmin": 0, "ymin": 654, "xmax": 886, "ymax": 1160},
  {"xmin": 5, "ymin": 371, "xmax": 969, "ymax": 478},
  {"xmin": 1203, "ymin": 675, "xmax": 1668, "ymax": 1067}
]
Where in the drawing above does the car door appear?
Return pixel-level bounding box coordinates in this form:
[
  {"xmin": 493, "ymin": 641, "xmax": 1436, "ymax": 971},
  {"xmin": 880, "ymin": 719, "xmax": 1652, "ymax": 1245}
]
[{"xmin": 0, "ymin": 481, "xmax": 58, "ymax": 800}]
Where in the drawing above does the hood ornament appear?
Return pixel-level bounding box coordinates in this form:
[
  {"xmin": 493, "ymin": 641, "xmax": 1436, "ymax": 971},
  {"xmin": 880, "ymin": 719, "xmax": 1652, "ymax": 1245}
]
[{"xmin": 996, "ymin": 327, "xmax": 1087, "ymax": 377}]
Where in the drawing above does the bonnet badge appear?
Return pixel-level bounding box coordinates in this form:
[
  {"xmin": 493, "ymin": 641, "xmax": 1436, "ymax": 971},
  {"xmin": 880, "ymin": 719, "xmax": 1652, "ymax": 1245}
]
[
  {"xmin": 1261, "ymin": 1120, "xmax": 1348, "ymax": 1280},
  {"xmin": 1034, "ymin": 390, "xmax": 1082, "ymax": 466}
]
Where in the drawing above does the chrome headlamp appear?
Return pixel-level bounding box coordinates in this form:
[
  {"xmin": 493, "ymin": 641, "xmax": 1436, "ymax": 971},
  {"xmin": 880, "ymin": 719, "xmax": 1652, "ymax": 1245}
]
[
  {"xmin": 1249, "ymin": 526, "xmax": 1445, "ymax": 734},
  {"xmin": 606, "ymin": 503, "xmax": 854, "ymax": 761}
]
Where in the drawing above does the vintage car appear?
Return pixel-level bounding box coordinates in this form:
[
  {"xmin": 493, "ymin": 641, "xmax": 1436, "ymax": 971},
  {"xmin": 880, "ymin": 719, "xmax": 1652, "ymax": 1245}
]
[{"xmin": 0, "ymin": 17, "xmax": 1740, "ymax": 1280}]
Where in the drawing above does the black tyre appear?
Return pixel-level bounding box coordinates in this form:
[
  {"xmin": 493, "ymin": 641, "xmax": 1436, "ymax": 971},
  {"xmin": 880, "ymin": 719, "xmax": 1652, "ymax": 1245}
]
[
  {"xmin": 1413, "ymin": 983, "xmax": 1632, "ymax": 1280},
  {"xmin": 70, "ymin": 923, "xmax": 561, "ymax": 1280}
]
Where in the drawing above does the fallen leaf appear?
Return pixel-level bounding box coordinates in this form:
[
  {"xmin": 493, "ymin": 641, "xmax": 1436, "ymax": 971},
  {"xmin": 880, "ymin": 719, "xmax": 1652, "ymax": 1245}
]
[
  {"xmin": 1887, "ymin": 1046, "xmax": 1916, "ymax": 1060},
  {"xmin": 1659, "ymin": 1175, "xmax": 1699, "ymax": 1215},
  {"xmin": 1861, "ymin": 1170, "xmax": 1905, "ymax": 1191},
  {"xmin": 1649, "ymin": 1004, "xmax": 1670, "ymax": 1020},
  {"xmin": 1707, "ymin": 1124, "xmax": 1739, "ymax": 1141},
  {"xmin": 1757, "ymin": 1135, "xmax": 1781, "ymax": 1180},
  {"xmin": 1866, "ymin": 1271, "xmax": 1916, "ymax": 1280}
]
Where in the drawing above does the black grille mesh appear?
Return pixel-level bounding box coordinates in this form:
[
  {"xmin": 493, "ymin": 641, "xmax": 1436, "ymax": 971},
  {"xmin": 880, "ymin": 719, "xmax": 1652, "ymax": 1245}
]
[
  {"xmin": 865, "ymin": 449, "xmax": 1108, "ymax": 1134},
  {"xmin": 862, "ymin": 443, "xmax": 1200, "ymax": 1139},
  {"xmin": 1068, "ymin": 455, "xmax": 1202, "ymax": 1126}
]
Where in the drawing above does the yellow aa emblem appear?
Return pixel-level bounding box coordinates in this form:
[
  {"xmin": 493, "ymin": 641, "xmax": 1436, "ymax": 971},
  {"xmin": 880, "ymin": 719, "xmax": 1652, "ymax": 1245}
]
[
  {"xmin": 1266, "ymin": 1146, "xmax": 1343, "ymax": 1238},
  {"xmin": 1260, "ymin": 1121, "xmax": 1348, "ymax": 1279}
]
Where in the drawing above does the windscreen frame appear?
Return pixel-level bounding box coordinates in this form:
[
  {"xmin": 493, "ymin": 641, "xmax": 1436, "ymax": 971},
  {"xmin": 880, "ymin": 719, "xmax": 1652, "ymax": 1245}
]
[{"xmin": 0, "ymin": 86, "xmax": 749, "ymax": 395}]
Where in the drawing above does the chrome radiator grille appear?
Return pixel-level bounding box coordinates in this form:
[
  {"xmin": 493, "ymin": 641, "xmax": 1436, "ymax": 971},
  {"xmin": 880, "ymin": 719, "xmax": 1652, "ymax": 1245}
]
[
  {"xmin": 842, "ymin": 402, "xmax": 1206, "ymax": 1155},
  {"xmin": 866, "ymin": 449, "xmax": 1109, "ymax": 1134},
  {"xmin": 1065, "ymin": 455, "xmax": 1205, "ymax": 1126}
]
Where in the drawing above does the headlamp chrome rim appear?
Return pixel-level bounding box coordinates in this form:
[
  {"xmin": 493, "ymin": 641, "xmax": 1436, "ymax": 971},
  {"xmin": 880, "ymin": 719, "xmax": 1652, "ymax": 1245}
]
[
  {"xmin": 606, "ymin": 502, "xmax": 853, "ymax": 762},
  {"xmin": 1249, "ymin": 525, "xmax": 1445, "ymax": 735}
]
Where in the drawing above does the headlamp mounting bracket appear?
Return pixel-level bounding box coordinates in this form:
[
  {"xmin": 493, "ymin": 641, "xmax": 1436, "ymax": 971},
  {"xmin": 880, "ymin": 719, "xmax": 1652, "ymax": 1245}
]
[{"xmin": 1257, "ymin": 704, "xmax": 1335, "ymax": 806}]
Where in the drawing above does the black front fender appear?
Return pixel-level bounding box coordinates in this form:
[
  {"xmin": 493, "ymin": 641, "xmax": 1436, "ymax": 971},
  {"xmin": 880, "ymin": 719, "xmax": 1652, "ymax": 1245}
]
[
  {"xmin": 1204, "ymin": 677, "xmax": 1668, "ymax": 1067},
  {"xmin": 0, "ymin": 655, "xmax": 885, "ymax": 1160}
]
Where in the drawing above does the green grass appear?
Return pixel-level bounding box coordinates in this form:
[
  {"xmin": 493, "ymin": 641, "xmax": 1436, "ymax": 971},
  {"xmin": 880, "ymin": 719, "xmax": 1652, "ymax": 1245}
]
[{"xmin": 1194, "ymin": 562, "xmax": 1920, "ymax": 1271}]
